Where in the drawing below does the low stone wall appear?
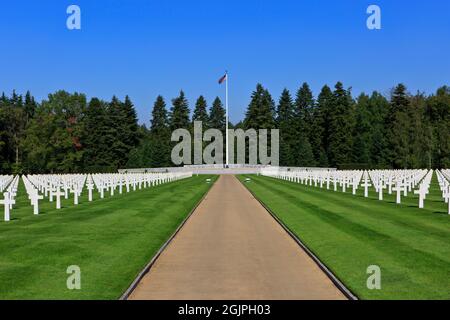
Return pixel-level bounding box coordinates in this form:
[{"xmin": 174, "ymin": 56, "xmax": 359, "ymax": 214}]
[{"xmin": 119, "ymin": 166, "xmax": 337, "ymax": 175}]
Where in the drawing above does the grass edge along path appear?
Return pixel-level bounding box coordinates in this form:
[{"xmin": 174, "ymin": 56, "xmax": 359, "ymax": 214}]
[
  {"xmin": 0, "ymin": 175, "xmax": 217, "ymax": 300},
  {"xmin": 238, "ymin": 175, "xmax": 450, "ymax": 300}
]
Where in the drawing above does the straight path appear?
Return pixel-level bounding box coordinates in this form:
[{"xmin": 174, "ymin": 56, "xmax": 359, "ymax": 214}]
[{"xmin": 129, "ymin": 175, "xmax": 346, "ymax": 300}]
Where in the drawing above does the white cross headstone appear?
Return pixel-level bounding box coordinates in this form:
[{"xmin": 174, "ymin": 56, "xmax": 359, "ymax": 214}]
[
  {"xmin": 30, "ymin": 192, "xmax": 44, "ymax": 215},
  {"xmin": 378, "ymin": 179, "xmax": 386, "ymax": 201},
  {"xmin": 71, "ymin": 188, "xmax": 79, "ymax": 205},
  {"xmin": 55, "ymin": 188, "xmax": 64, "ymax": 209},
  {"xmin": 87, "ymin": 183, "xmax": 94, "ymax": 202},
  {"xmin": 414, "ymin": 185, "xmax": 427, "ymax": 209},
  {"xmin": 0, "ymin": 192, "xmax": 15, "ymax": 221},
  {"xmin": 362, "ymin": 176, "xmax": 371, "ymax": 198},
  {"xmin": 393, "ymin": 182, "xmax": 403, "ymax": 204}
]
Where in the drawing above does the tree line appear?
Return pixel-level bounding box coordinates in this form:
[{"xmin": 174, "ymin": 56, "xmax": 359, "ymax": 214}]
[{"xmin": 0, "ymin": 82, "xmax": 449, "ymax": 174}]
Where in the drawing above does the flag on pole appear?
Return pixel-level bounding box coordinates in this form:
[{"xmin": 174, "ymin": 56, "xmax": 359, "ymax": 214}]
[{"xmin": 218, "ymin": 73, "xmax": 227, "ymax": 84}]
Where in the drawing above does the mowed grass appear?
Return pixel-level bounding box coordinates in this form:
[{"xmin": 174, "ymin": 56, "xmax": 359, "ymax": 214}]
[
  {"xmin": 238, "ymin": 174, "xmax": 450, "ymax": 300},
  {"xmin": 0, "ymin": 175, "xmax": 217, "ymax": 300}
]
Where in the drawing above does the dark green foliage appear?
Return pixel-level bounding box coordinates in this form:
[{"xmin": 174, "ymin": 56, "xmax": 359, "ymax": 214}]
[
  {"xmin": 276, "ymin": 89, "xmax": 296, "ymax": 166},
  {"xmin": 291, "ymin": 83, "xmax": 316, "ymax": 167},
  {"xmin": 192, "ymin": 95, "xmax": 209, "ymax": 125},
  {"xmin": 209, "ymin": 97, "xmax": 226, "ymax": 133},
  {"xmin": 21, "ymin": 91, "xmax": 86, "ymax": 173},
  {"xmin": 386, "ymin": 84, "xmax": 412, "ymax": 168},
  {"xmin": 426, "ymin": 86, "xmax": 450, "ymax": 168},
  {"xmin": 327, "ymin": 82, "xmax": 355, "ymax": 167},
  {"xmin": 242, "ymin": 84, "xmax": 276, "ymax": 164},
  {"xmin": 244, "ymin": 84, "xmax": 276, "ymax": 130},
  {"xmin": 82, "ymin": 98, "xmax": 116, "ymax": 172},
  {"xmin": 126, "ymin": 95, "xmax": 171, "ymax": 168},
  {"xmin": 1, "ymin": 82, "xmax": 449, "ymax": 173},
  {"xmin": 311, "ymin": 85, "xmax": 334, "ymax": 166},
  {"xmin": 294, "ymin": 82, "xmax": 314, "ymax": 135},
  {"xmin": 170, "ymin": 90, "xmax": 190, "ymax": 130}
]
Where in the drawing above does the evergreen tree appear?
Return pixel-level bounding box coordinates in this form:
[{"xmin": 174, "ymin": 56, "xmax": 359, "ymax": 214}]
[
  {"xmin": 209, "ymin": 97, "xmax": 226, "ymax": 133},
  {"xmin": 24, "ymin": 91, "xmax": 37, "ymax": 123},
  {"xmin": 426, "ymin": 86, "xmax": 450, "ymax": 168},
  {"xmin": 107, "ymin": 96, "xmax": 128, "ymax": 169},
  {"xmin": 151, "ymin": 95, "xmax": 169, "ymax": 133},
  {"xmin": 292, "ymin": 83, "xmax": 316, "ymax": 167},
  {"xmin": 386, "ymin": 84, "xmax": 410, "ymax": 168},
  {"xmin": 352, "ymin": 93, "xmax": 372, "ymax": 166},
  {"xmin": 170, "ymin": 91, "xmax": 190, "ymax": 130},
  {"xmin": 244, "ymin": 84, "xmax": 276, "ymax": 129},
  {"xmin": 328, "ymin": 82, "xmax": 355, "ymax": 167},
  {"xmin": 121, "ymin": 95, "xmax": 140, "ymax": 164},
  {"xmin": 243, "ymin": 84, "xmax": 276, "ymax": 164},
  {"xmin": 149, "ymin": 95, "xmax": 171, "ymax": 167},
  {"xmin": 82, "ymin": 97, "xmax": 122, "ymax": 172},
  {"xmin": 192, "ymin": 96, "xmax": 209, "ymax": 125},
  {"xmin": 276, "ymin": 89, "xmax": 295, "ymax": 166},
  {"xmin": 310, "ymin": 85, "xmax": 334, "ymax": 166},
  {"xmin": 295, "ymin": 82, "xmax": 314, "ymax": 134},
  {"xmin": 127, "ymin": 95, "xmax": 172, "ymax": 168}
]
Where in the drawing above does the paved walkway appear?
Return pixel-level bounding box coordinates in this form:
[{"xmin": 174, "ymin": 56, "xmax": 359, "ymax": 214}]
[{"xmin": 129, "ymin": 175, "xmax": 346, "ymax": 300}]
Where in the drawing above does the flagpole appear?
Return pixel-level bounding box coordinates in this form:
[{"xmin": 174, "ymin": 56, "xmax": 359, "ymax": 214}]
[{"xmin": 225, "ymin": 71, "xmax": 229, "ymax": 166}]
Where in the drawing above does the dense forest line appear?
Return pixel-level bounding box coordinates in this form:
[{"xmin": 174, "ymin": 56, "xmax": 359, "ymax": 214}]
[{"xmin": 0, "ymin": 82, "xmax": 449, "ymax": 174}]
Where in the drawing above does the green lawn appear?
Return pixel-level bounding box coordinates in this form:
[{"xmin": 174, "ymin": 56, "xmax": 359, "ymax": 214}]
[
  {"xmin": 238, "ymin": 174, "xmax": 450, "ymax": 300},
  {"xmin": 0, "ymin": 175, "xmax": 217, "ymax": 299}
]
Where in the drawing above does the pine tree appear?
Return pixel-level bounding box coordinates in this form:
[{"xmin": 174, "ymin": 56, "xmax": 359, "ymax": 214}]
[
  {"xmin": 367, "ymin": 92, "xmax": 389, "ymax": 168},
  {"xmin": 328, "ymin": 82, "xmax": 355, "ymax": 168},
  {"xmin": 352, "ymin": 93, "xmax": 375, "ymax": 168},
  {"xmin": 209, "ymin": 97, "xmax": 226, "ymax": 133},
  {"xmin": 24, "ymin": 91, "xmax": 37, "ymax": 123},
  {"xmin": 276, "ymin": 89, "xmax": 295, "ymax": 166},
  {"xmin": 291, "ymin": 83, "xmax": 316, "ymax": 167},
  {"xmin": 295, "ymin": 82, "xmax": 314, "ymax": 134},
  {"xmin": 170, "ymin": 91, "xmax": 190, "ymax": 130},
  {"xmin": 426, "ymin": 86, "xmax": 450, "ymax": 168},
  {"xmin": 151, "ymin": 96, "xmax": 169, "ymax": 133},
  {"xmin": 314, "ymin": 85, "xmax": 334, "ymax": 166},
  {"xmin": 386, "ymin": 84, "xmax": 410, "ymax": 168},
  {"xmin": 244, "ymin": 84, "xmax": 276, "ymax": 130},
  {"xmin": 408, "ymin": 92, "xmax": 429, "ymax": 168},
  {"xmin": 192, "ymin": 96, "xmax": 209, "ymax": 125},
  {"xmin": 121, "ymin": 95, "xmax": 140, "ymax": 164},
  {"xmin": 82, "ymin": 98, "xmax": 115, "ymax": 171},
  {"xmin": 149, "ymin": 95, "xmax": 171, "ymax": 167},
  {"xmin": 127, "ymin": 95, "xmax": 172, "ymax": 169}
]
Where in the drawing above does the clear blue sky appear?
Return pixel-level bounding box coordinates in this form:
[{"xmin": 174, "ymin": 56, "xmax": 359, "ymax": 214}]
[{"xmin": 0, "ymin": 0, "xmax": 449, "ymax": 125}]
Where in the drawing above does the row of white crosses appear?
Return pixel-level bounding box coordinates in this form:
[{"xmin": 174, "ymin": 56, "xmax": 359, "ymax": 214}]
[
  {"xmin": 26, "ymin": 174, "xmax": 86, "ymax": 210},
  {"xmin": 367, "ymin": 169, "xmax": 429, "ymax": 204},
  {"xmin": 1, "ymin": 172, "xmax": 193, "ymax": 222},
  {"xmin": 90, "ymin": 172, "xmax": 192, "ymax": 200},
  {"xmin": 22, "ymin": 175, "xmax": 43, "ymax": 215},
  {"xmin": 0, "ymin": 175, "xmax": 19, "ymax": 221},
  {"xmin": 263, "ymin": 169, "xmax": 364, "ymax": 195},
  {"xmin": 0, "ymin": 175, "xmax": 14, "ymax": 192},
  {"xmin": 436, "ymin": 169, "xmax": 450, "ymax": 214},
  {"xmin": 261, "ymin": 168, "xmax": 443, "ymax": 211}
]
